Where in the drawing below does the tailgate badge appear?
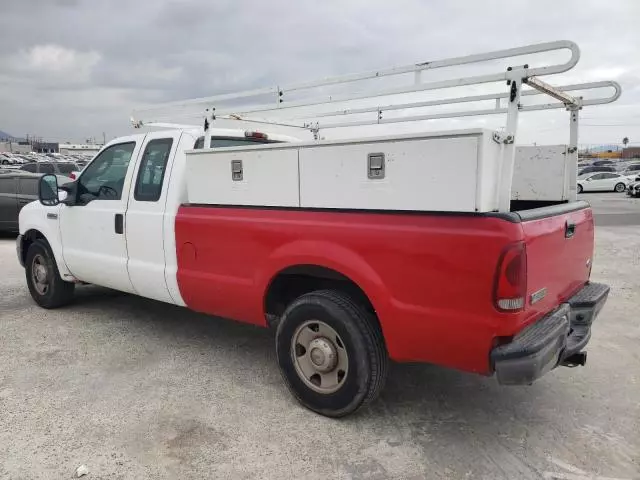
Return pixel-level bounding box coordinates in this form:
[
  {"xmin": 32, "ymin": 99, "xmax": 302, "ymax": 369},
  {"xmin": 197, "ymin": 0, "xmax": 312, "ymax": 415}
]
[{"xmin": 530, "ymin": 288, "xmax": 547, "ymax": 305}]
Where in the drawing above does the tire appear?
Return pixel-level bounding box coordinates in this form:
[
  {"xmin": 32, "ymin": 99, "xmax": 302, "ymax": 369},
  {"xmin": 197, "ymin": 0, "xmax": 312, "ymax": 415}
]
[
  {"xmin": 577, "ymin": 184, "xmax": 583, "ymax": 194},
  {"xmin": 25, "ymin": 239, "xmax": 75, "ymax": 308},
  {"xmin": 614, "ymin": 183, "xmax": 626, "ymax": 193},
  {"xmin": 276, "ymin": 289, "xmax": 388, "ymax": 418}
]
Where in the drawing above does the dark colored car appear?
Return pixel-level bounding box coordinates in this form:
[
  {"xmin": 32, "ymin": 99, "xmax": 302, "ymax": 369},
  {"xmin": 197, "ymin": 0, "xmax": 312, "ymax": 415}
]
[
  {"xmin": 0, "ymin": 172, "xmax": 67, "ymax": 232},
  {"xmin": 592, "ymin": 160, "xmax": 614, "ymax": 166},
  {"xmin": 0, "ymin": 172, "xmax": 41, "ymax": 232},
  {"xmin": 578, "ymin": 165, "xmax": 617, "ymax": 176},
  {"xmin": 623, "ymin": 164, "xmax": 640, "ymax": 174},
  {"xmin": 19, "ymin": 161, "xmax": 78, "ymax": 177}
]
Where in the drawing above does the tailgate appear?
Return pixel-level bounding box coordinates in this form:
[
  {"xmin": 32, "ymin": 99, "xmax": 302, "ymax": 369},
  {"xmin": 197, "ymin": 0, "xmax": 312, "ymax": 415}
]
[{"xmin": 519, "ymin": 202, "xmax": 594, "ymax": 321}]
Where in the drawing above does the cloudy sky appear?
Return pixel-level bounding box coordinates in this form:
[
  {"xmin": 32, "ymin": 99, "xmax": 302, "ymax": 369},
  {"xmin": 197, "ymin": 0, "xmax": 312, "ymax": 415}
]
[{"xmin": 1, "ymin": 0, "xmax": 639, "ymax": 146}]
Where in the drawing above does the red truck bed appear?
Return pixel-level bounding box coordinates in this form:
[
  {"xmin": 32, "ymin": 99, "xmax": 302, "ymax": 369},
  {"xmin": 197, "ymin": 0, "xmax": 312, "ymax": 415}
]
[{"xmin": 175, "ymin": 201, "xmax": 599, "ymax": 377}]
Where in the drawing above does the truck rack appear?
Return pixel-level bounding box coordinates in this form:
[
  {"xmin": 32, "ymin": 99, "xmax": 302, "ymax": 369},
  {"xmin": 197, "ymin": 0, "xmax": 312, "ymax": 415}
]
[{"xmin": 132, "ymin": 40, "xmax": 621, "ymax": 210}]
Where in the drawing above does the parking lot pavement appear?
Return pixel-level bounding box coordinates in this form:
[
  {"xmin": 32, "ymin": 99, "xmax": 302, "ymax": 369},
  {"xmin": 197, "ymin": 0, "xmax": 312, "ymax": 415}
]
[
  {"xmin": 1, "ymin": 197, "xmax": 639, "ymax": 479},
  {"xmin": 581, "ymin": 192, "xmax": 640, "ymax": 226}
]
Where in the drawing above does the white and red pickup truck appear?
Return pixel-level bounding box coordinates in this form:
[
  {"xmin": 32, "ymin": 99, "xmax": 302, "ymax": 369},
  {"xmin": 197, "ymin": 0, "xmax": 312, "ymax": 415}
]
[{"xmin": 16, "ymin": 41, "xmax": 618, "ymax": 417}]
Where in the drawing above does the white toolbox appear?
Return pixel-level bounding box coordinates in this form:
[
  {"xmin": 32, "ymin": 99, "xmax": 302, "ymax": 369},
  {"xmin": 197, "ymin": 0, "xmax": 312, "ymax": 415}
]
[
  {"xmin": 185, "ymin": 129, "xmax": 505, "ymax": 212},
  {"xmin": 512, "ymin": 145, "xmax": 570, "ymax": 201}
]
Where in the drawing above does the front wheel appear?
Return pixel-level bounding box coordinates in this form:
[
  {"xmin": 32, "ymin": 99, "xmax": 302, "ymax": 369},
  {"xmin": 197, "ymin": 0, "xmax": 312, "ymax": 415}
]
[
  {"xmin": 276, "ymin": 290, "xmax": 388, "ymax": 417},
  {"xmin": 614, "ymin": 182, "xmax": 626, "ymax": 193},
  {"xmin": 25, "ymin": 239, "xmax": 75, "ymax": 308},
  {"xmin": 577, "ymin": 184, "xmax": 583, "ymax": 194}
]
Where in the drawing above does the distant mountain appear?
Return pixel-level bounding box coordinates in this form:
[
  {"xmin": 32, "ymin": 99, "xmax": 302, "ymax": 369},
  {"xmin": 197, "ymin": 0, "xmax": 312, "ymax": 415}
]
[{"xmin": 0, "ymin": 130, "xmax": 14, "ymax": 140}]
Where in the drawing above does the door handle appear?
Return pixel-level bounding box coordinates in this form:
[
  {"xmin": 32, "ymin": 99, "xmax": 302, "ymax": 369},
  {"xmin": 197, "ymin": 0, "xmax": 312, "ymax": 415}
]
[
  {"xmin": 115, "ymin": 214, "xmax": 124, "ymax": 234},
  {"xmin": 565, "ymin": 221, "xmax": 576, "ymax": 238}
]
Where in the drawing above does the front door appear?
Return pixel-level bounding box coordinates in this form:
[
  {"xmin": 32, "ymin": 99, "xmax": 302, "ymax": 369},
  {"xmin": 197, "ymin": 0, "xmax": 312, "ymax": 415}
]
[{"xmin": 59, "ymin": 136, "xmax": 144, "ymax": 291}]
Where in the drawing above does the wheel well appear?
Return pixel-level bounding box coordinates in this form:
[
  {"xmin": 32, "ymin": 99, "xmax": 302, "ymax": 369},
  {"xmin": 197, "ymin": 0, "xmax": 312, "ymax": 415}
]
[
  {"xmin": 264, "ymin": 265, "xmax": 376, "ymax": 328},
  {"xmin": 21, "ymin": 229, "xmax": 47, "ymax": 265}
]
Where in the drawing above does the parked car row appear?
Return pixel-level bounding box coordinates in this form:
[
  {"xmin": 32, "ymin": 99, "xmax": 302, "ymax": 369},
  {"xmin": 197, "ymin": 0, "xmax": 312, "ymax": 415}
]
[
  {"xmin": 577, "ymin": 159, "xmax": 640, "ymax": 177},
  {"xmin": 0, "ymin": 153, "xmax": 92, "ymax": 231},
  {"xmin": 0, "ymin": 151, "xmax": 92, "ymax": 168}
]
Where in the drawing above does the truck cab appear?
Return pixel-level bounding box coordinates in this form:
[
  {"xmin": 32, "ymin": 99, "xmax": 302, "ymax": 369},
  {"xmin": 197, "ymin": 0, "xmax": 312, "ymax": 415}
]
[{"xmin": 17, "ymin": 128, "xmax": 292, "ymax": 305}]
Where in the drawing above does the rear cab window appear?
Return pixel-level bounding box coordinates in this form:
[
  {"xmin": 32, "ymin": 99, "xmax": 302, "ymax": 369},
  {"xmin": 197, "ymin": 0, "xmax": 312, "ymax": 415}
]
[{"xmin": 193, "ymin": 136, "xmax": 282, "ymax": 149}]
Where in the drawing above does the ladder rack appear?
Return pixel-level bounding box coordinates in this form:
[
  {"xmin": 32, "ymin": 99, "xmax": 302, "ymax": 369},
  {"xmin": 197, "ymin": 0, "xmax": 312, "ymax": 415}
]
[{"xmin": 131, "ymin": 40, "xmax": 621, "ymax": 211}]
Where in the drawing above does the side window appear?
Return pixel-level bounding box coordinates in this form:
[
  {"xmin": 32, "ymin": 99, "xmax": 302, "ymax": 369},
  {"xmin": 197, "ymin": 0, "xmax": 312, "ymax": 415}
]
[
  {"xmin": 590, "ymin": 173, "xmax": 605, "ymax": 180},
  {"xmin": 21, "ymin": 164, "xmax": 37, "ymax": 173},
  {"xmin": 134, "ymin": 138, "xmax": 173, "ymax": 202},
  {"xmin": 18, "ymin": 177, "xmax": 39, "ymax": 197},
  {"xmin": 0, "ymin": 177, "xmax": 16, "ymax": 195},
  {"xmin": 601, "ymin": 173, "xmax": 617, "ymax": 179},
  {"xmin": 77, "ymin": 142, "xmax": 136, "ymax": 202},
  {"xmin": 39, "ymin": 163, "xmax": 55, "ymax": 175}
]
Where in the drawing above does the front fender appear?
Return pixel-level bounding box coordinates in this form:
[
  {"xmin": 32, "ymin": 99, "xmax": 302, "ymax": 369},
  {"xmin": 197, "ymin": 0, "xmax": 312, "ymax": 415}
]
[{"xmin": 19, "ymin": 202, "xmax": 72, "ymax": 279}]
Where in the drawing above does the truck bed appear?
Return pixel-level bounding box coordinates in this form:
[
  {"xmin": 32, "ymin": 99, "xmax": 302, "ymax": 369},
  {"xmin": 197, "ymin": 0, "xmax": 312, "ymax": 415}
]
[{"xmin": 175, "ymin": 201, "xmax": 594, "ymax": 375}]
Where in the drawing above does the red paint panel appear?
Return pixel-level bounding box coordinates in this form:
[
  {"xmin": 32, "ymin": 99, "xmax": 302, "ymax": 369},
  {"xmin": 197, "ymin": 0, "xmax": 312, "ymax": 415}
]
[{"xmin": 175, "ymin": 206, "xmax": 594, "ymax": 375}]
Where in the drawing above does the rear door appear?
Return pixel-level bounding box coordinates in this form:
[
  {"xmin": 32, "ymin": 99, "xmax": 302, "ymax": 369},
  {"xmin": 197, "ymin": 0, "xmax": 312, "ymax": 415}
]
[
  {"xmin": 124, "ymin": 131, "xmax": 182, "ymax": 303},
  {"xmin": 520, "ymin": 205, "xmax": 594, "ymax": 321}
]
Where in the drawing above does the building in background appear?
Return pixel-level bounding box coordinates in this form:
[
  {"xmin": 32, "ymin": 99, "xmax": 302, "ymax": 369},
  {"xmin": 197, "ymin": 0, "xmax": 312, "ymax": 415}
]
[
  {"xmin": 33, "ymin": 142, "xmax": 59, "ymax": 153},
  {"xmin": 0, "ymin": 141, "xmax": 32, "ymax": 154},
  {"xmin": 621, "ymin": 147, "xmax": 640, "ymax": 159},
  {"xmin": 58, "ymin": 143, "xmax": 102, "ymax": 156}
]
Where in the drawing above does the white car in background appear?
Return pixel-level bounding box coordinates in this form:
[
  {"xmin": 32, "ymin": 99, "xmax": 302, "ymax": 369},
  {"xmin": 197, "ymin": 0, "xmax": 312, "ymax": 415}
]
[{"xmin": 577, "ymin": 172, "xmax": 629, "ymax": 193}]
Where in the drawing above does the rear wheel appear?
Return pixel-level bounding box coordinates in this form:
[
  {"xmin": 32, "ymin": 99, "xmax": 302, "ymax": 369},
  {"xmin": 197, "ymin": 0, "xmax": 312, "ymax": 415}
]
[
  {"xmin": 275, "ymin": 290, "xmax": 388, "ymax": 417},
  {"xmin": 25, "ymin": 239, "xmax": 75, "ymax": 308},
  {"xmin": 577, "ymin": 184, "xmax": 583, "ymax": 194},
  {"xmin": 614, "ymin": 182, "xmax": 626, "ymax": 193}
]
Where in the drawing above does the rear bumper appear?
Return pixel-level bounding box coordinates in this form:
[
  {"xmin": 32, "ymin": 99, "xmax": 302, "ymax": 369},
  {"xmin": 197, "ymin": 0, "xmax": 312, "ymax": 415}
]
[{"xmin": 491, "ymin": 282, "xmax": 609, "ymax": 385}]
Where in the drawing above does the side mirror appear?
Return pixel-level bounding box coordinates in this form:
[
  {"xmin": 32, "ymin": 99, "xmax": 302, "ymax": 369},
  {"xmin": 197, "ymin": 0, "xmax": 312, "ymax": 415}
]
[{"xmin": 39, "ymin": 174, "xmax": 60, "ymax": 206}]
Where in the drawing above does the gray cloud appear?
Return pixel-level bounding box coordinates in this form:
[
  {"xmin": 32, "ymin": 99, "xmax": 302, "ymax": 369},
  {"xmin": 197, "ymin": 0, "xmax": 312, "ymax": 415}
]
[{"xmin": 1, "ymin": 0, "xmax": 639, "ymax": 145}]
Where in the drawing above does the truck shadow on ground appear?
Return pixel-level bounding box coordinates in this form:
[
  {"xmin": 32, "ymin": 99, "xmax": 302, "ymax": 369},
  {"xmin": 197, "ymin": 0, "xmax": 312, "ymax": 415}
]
[{"xmin": 70, "ymin": 284, "xmax": 554, "ymax": 423}]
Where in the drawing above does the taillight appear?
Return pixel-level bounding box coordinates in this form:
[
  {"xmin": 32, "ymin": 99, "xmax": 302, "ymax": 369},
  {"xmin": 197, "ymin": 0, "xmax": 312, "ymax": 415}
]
[
  {"xmin": 69, "ymin": 172, "xmax": 76, "ymax": 180},
  {"xmin": 494, "ymin": 242, "xmax": 527, "ymax": 312}
]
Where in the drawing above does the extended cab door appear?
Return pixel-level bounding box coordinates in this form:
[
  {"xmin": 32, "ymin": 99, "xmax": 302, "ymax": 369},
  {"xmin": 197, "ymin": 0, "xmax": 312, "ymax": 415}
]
[
  {"xmin": 124, "ymin": 131, "xmax": 182, "ymax": 303},
  {"xmin": 59, "ymin": 136, "xmax": 144, "ymax": 291}
]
